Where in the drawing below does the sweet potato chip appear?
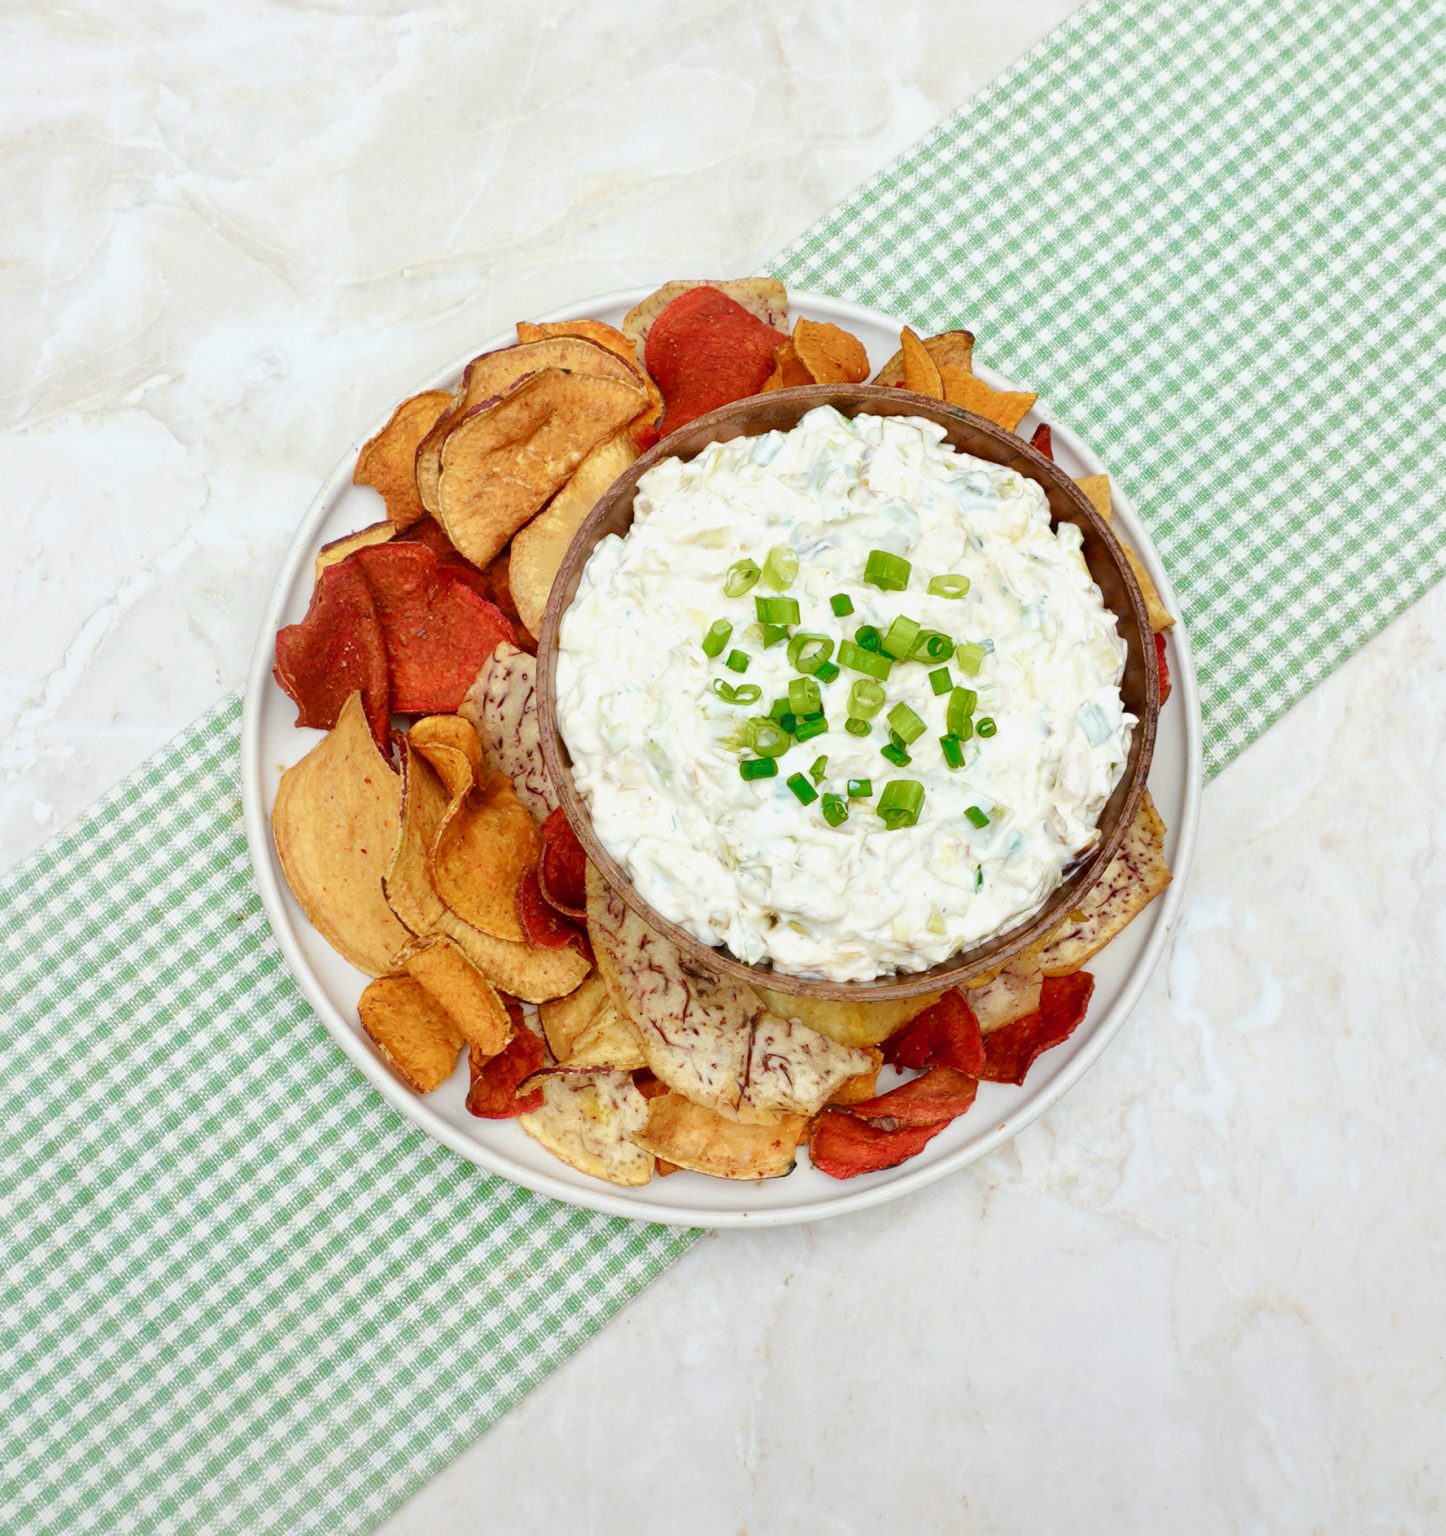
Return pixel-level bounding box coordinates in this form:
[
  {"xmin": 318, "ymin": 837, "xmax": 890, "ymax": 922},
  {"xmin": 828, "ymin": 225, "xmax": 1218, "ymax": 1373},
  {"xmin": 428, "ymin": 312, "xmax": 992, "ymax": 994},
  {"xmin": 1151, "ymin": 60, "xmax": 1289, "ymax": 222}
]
[
  {"xmin": 537, "ymin": 808, "xmax": 587, "ymax": 919},
  {"xmin": 358, "ymin": 974, "xmax": 464, "ymax": 1092},
  {"xmin": 790, "ymin": 317, "xmax": 870, "ymax": 385},
  {"xmin": 881, "ymin": 990, "xmax": 986, "ymax": 1076},
  {"xmin": 516, "ymin": 867, "xmax": 591, "ymax": 958},
  {"xmin": 517, "ymin": 1069, "xmax": 653, "ymax": 1186},
  {"xmin": 1074, "ymin": 474, "xmax": 1174, "ymax": 632},
  {"xmin": 314, "ymin": 521, "xmax": 396, "ymax": 581},
  {"xmin": 807, "ymin": 1109, "xmax": 948, "ymax": 1180},
  {"xmin": 465, "ymin": 1028, "xmax": 545, "ymax": 1118},
  {"xmin": 965, "ymin": 967, "xmax": 1044, "ymax": 1034},
  {"xmin": 1156, "ymin": 632, "xmax": 1172, "ymax": 705},
  {"xmin": 539, "ymin": 974, "xmax": 646, "ymax": 1070},
  {"xmin": 272, "ymin": 692, "xmax": 409, "ymax": 976},
  {"xmin": 508, "ymin": 430, "xmax": 638, "ymax": 637},
  {"xmin": 436, "ymin": 367, "xmax": 647, "ymax": 570},
  {"xmin": 899, "ymin": 326, "xmax": 944, "ymax": 398},
  {"xmin": 633, "ymin": 1093, "xmax": 806, "ymax": 1180},
  {"xmin": 760, "ymin": 339, "xmax": 814, "ymax": 392},
  {"xmin": 845, "ymin": 1067, "xmax": 979, "ymax": 1127},
  {"xmin": 516, "ymin": 319, "xmax": 664, "ymax": 437},
  {"xmin": 645, "ymin": 287, "xmax": 788, "ymax": 436},
  {"xmin": 355, "ymin": 390, "xmax": 453, "ymax": 530},
  {"xmin": 406, "ymin": 712, "xmax": 482, "ymax": 790},
  {"xmin": 939, "ymin": 367, "xmax": 1037, "ymax": 431},
  {"xmin": 621, "ymin": 278, "xmax": 788, "ymax": 356},
  {"xmin": 459, "ymin": 642, "xmax": 557, "ymax": 822},
  {"xmin": 432, "ymin": 772, "xmax": 539, "ymax": 942},
  {"xmin": 273, "ymin": 559, "xmax": 391, "ymax": 746},
  {"xmin": 873, "ymin": 327, "xmax": 975, "ymax": 387},
  {"xmin": 1029, "ymin": 422, "xmax": 1054, "ymax": 460},
  {"xmin": 753, "ymin": 988, "xmax": 940, "ymax": 1049},
  {"xmin": 1033, "ymin": 792, "xmax": 1171, "ymax": 976},
  {"xmin": 977, "ymin": 971, "xmax": 1095, "ymax": 1086},
  {"xmin": 400, "ymin": 936, "xmax": 513, "ymax": 1056}
]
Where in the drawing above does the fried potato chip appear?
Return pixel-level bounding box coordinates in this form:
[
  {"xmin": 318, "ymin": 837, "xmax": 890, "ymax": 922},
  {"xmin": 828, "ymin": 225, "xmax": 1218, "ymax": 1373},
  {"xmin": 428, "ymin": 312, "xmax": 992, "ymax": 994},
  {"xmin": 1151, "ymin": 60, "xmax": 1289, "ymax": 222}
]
[
  {"xmin": 966, "ymin": 967, "xmax": 1044, "ymax": 1034},
  {"xmin": 872, "ymin": 327, "xmax": 975, "ymax": 387},
  {"xmin": 1073, "ymin": 474, "xmax": 1175, "ymax": 632},
  {"xmin": 939, "ymin": 367, "xmax": 1037, "ymax": 431},
  {"xmin": 791, "ymin": 317, "xmax": 870, "ymax": 385},
  {"xmin": 977, "ymin": 971, "xmax": 1095, "ymax": 1086},
  {"xmin": 539, "ymin": 974, "xmax": 646, "ymax": 1070},
  {"xmin": 807, "ymin": 1109, "xmax": 949, "ymax": 1180},
  {"xmin": 633, "ymin": 1092, "xmax": 806, "ymax": 1181},
  {"xmin": 1033, "ymin": 792, "xmax": 1171, "ymax": 976},
  {"xmin": 826, "ymin": 1048, "xmax": 882, "ymax": 1106},
  {"xmin": 516, "ymin": 318, "xmax": 664, "ymax": 435},
  {"xmin": 314, "ymin": 521, "xmax": 396, "ymax": 581},
  {"xmin": 517, "ymin": 1070, "xmax": 653, "ymax": 1186},
  {"xmin": 459, "ymin": 642, "xmax": 557, "ymax": 822},
  {"xmin": 436, "ymin": 367, "xmax": 647, "ymax": 570},
  {"xmin": 355, "ymin": 390, "xmax": 452, "ymax": 530},
  {"xmin": 760, "ymin": 339, "xmax": 814, "ymax": 392},
  {"xmin": 899, "ymin": 326, "xmax": 944, "ymax": 397},
  {"xmin": 399, "ymin": 936, "xmax": 514, "ymax": 1056},
  {"xmin": 434, "ymin": 772, "xmax": 538, "ymax": 942},
  {"xmin": 754, "ymin": 988, "xmax": 940, "ymax": 1049},
  {"xmin": 407, "ymin": 712, "xmax": 483, "ymax": 790},
  {"xmin": 621, "ymin": 277, "xmax": 789, "ymax": 356},
  {"xmin": 358, "ymin": 974, "xmax": 464, "ymax": 1093},
  {"xmin": 508, "ymin": 430, "xmax": 638, "ymax": 637},
  {"xmin": 272, "ymin": 691, "xmax": 409, "ymax": 976}
]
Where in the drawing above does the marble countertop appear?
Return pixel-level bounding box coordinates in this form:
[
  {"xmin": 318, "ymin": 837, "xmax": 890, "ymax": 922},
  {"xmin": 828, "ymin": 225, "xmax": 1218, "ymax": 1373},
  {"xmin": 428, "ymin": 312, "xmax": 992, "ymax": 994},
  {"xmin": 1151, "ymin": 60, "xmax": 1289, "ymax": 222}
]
[{"xmin": 5, "ymin": 2, "xmax": 1441, "ymax": 1530}]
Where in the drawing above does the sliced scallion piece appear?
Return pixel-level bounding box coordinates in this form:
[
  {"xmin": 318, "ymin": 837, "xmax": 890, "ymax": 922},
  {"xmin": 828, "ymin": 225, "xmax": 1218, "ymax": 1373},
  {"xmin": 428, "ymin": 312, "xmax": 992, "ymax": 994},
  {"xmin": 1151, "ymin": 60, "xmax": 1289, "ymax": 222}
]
[
  {"xmin": 865, "ymin": 550, "xmax": 911, "ymax": 591},
  {"xmin": 830, "ymin": 593, "xmax": 854, "ymax": 617},
  {"xmin": 788, "ymin": 676, "xmax": 822, "ymax": 718},
  {"xmin": 808, "ymin": 755, "xmax": 829, "ymax": 784},
  {"xmin": 762, "ymin": 622, "xmax": 791, "ymax": 649},
  {"xmin": 939, "ymin": 733, "xmax": 965, "ymax": 769},
  {"xmin": 854, "ymin": 624, "xmax": 883, "ymax": 651},
  {"xmin": 838, "ymin": 640, "xmax": 893, "ymax": 681},
  {"xmin": 880, "ymin": 741, "xmax": 911, "ymax": 767},
  {"xmin": 844, "ymin": 717, "xmax": 871, "ymax": 737},
  {"xmin": 787, "ymin": 632, "xmax": 835, "ymax": 675},
  {"xmin": 724, "ymin": 649, "xmax": 750, "ymax": 674},
  {"xmin": 847, "ymin": 678, "xmax": 886, "ymax": 719},
  {"xmin": 927, "ymin": 574, "xmax": 970, "ymax": 599},
  {"xmin": 739, "ymin": 758, "xmax": 777, "ymax": 781},
  {"xmin": 975, "ymin": 716, "xmax": 998, "ymax": 738},
  {"xmin": 965, "ymin": 804, "xmax": 991, "ymax": 829},
  {"xmin": 847, "ymin": 778, "xmax": 873, "ymax": 798},
  {"xmin": 761, "ymin": 544, "xmax": 799, "ymax": 591},
  {"xmin": 929, "ymin": 666, "xmax": 953, "ymax": 695},
  {"xmin": 878, "ymin": 778, "xmax": 925, "ymax": 829},
  {"xmin": 880, "ymin": 615, "xmax": 921, "ymax": 660},
  {"xmin": 946, "ymin": 686, "xmax": 977, "ymax": 737},
  {"xmin": 725, "ymin": 558, "xmax": 761, "ymax": 598},
  {"xmin": 701, "ymin": 619, "xmax": 732, "ymax": 658},
  {"xmin": 814, "ymin": 659, "xmax": 841, "ymax": 684},
  {"xmin": 886, "ymin": 702, "xmax": 926, "ymax": 744},
  {"xmin": 820, "ymin": 793, "xmax": 848, "ymax": 828},
  {"xmin": 786, "ymin": 772, "xmax": 818, "ymax": 806},
  {"xmin": 711, "ymin": 678, "xmax": 761, "ymax": 705},
  {"xmin": 793, "ymin": 714, "xmax": 828, "ymax": 744},
  {"xmin": 747, "ymin": 718, "xmax": 790, "ymax": 757},
  {"xmin": 755, "ymin": 595, "xmax": 801, "ymax": 626},
  {"xmin": 954, "ymin": 641, "xmax": 987, "ymax": 676}
]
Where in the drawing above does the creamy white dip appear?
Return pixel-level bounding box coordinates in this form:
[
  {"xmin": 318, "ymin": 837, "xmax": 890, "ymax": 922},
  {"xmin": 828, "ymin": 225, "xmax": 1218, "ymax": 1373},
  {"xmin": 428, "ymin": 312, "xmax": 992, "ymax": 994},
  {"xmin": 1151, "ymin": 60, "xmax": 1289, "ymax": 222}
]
[{"xmin": 556, "ymin": 406, "xmax": 1132, "ymax": 981}]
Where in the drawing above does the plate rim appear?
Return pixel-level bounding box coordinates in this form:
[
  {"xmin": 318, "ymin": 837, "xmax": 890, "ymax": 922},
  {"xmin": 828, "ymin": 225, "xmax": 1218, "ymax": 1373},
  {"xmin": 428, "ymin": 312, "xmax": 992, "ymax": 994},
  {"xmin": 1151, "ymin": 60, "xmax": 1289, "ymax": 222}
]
[{"xmin": 240, "ymin": 284, "xmax": 1204, "ymax": 1230}]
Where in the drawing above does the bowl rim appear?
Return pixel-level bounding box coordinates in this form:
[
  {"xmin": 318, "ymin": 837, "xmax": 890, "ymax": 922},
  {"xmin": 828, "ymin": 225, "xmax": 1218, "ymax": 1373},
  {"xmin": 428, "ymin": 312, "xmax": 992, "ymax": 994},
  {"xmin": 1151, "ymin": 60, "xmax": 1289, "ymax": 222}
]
[{"xmin": 536, "ymin": 382, "xmax": 1158, "ymax": 999}]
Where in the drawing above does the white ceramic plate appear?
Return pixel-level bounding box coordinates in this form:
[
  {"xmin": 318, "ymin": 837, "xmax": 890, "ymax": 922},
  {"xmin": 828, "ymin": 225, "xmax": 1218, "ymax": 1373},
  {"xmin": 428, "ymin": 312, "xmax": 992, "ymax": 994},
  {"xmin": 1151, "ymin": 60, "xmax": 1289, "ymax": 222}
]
[{"xmin": 242, "ymin": 286, "xmax": 1202, "ymax": 1229}]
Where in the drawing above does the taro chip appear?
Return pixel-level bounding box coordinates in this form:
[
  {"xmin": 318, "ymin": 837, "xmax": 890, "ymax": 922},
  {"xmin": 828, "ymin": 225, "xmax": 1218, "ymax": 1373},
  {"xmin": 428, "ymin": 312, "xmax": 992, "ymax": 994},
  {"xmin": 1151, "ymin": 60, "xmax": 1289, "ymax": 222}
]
[
  {"xmin": 459, "ymin": 642, "xmax": 557, "ymax": 822},
  {"xmin": 881, "ymin": 990, "xmax": 985, "ymax": 1076},
  {"xmin": 761, "ymin": 340, "xmax": 815, "ymax": 393},
  {"xmin": 431, "ymin": 772, "xmax": 539, "ymax": 943},
  {"xmin": 1156, "ymin": 632, "xmax": 1172, "ymax": 705},
  {"xmin": 401, "ymin": 936, "xmax": 513, "ymax": 1055},
  {"xmin": 899, "ymin": 326, "xmax": 944, "ymax": 398},
  {"xmin": 537, "ymin": 808, "xmax": 588, "ymax": 918},
  {"xmin": 271, "ymin": 691, "xmax": 410, "ymax": 976},
  {"xmin": 273, "ymin": 558, "xmax": 390, "ymax": 745},
  {"xmin": 354, "ymin": 389, "xmax": 452, "ymax": 530},
  {"xmin": 539, "ymin": 974, "xmax": 645, "ymax": 1071},
  {"xmin": 516, "ymin": 866, "xmax": 591, "ymax": 960},
  {"xmin": 965, "ymin": 967, "xmax": 1044, "ymax": 1034},
  {"xmin": 517, "ymin": 1069, "xmax": 653, "ymax": 1187},
  {"xmin": 645, "ymin": 286, "xmax": 788, "ymax": 436},
  {"xmin": 358, "ymin": 974, "xmax": 464, "ymax": 1093},
  {"xmin": 826, "ymin": 1049, "xmax": 882, "ymax": 1106},
  {"xmin": 939, "ymin": 367, "xmax": 1037, "ymax": 431},
  {"xmin": 791, "ymin": 317, "xmax": 870, "ymax": 385},
  {"xmin": 465, "ymin": 1028, "xmax": 546, "ymax": 1118},
  {"xmin": 315, "ymin": 521, "xmax": 396, "ymax": 582},
  {"xmin": 633, "ymin": 1092, "xmax": 806, "ymax": 1181},
  {"xmin": 977, "ymin": 971, "xmax": 1096, "ymax": 1086},
  {"xmin": 807, "ymin": 1108, "xmax": 949, "ymax": 1180},
  {"xmin": 1030, "ymin": 422, "xmax": 1054, "ymax": 460},
  {"xmin": 845, "ymin": 1067, "xmax": 979, "ymax": 1127}
]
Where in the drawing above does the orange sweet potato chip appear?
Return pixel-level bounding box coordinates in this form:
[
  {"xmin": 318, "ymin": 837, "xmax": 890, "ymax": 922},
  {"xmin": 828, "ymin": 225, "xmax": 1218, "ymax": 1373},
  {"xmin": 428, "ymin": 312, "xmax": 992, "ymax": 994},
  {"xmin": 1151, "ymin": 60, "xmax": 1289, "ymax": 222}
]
[
  {"xmin": 899, "ymin": 326, "xmax": 944, "ymax": 398},
  {"xmin": 314, "ymin": 521, "xmax": 396, "ymax": 582},
  {"xmin": 760, "ymin": 340, "xmax": 814, "ymax": 392},
  {"xmin": 401, "ymin": 936, "xmax": 514, "ymax": 1056},
  {"xmin": 874, "ymin": 327, "xmax": 975, "ymax": 387},
  {"xmin": 358, "ymin": 974, "xmax": 464, "ymax": 1092},
  {"xmin": 791, "ymin": 317, "xmax": 870, "ymax": 385},
  {"xmin": 939, "ymin": 367, "xmax": 1037, "ymax": 431},
  {"xmin": 516, "ymin": 318, "xmax": 664, "ymax": 437},
  {"xmin": 431, "ymin": 769, "xmax": 539, "ymax": 943},
  {"xmin": 355, "ymin": 390, "xmax": 452, "ymax": 530}
]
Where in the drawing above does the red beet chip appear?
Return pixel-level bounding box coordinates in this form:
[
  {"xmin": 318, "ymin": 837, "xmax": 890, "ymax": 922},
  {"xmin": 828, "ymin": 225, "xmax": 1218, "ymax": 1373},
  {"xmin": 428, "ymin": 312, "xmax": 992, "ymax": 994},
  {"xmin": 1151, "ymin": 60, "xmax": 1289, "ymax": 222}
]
[
  {"xmin": 538, "ymin": 809, "xmax": 588, "ymax": 918},
  {"xmin": 465, "ymin": 1027, "xmax": 545, "ymax": 1118},
  {"xmin": 645, "ymin": 287, "xmax": 787, "ymax": 437},
  {"xmin": 352, "ymin": 542, "xmax": 516, "ymax": 715},
  {"xmin": 273, "ymin": 557, "xmax": 391, "ymax": 746},
  {"xmin": 516, "ymin": 866, "xmax": 592, "ymax": 961},
  {"xmin": 1029, "ymin": 422, "xmax": 1054, "ymax": 459},
  {"xmin": 977, "ymin": 971, "xmax": 1096, "ymax": 1086},
  {"xmin": 395, "ymin": 516, "xmax": 460, "ymax": 559},
  {"xmin": 845, "ymin": 1067, "xmax": 979, "ymax": 1127},
  {"xmin": 881, "ymin": 989, "xmax": 986, "ymax": 1076},
  {"xmin": 807, "ymin": 1109, "xmax": 950, "ymax": 1180},
  {"xmin": 1155, "ymin": 631, "xmax": 1171, "ymax": 705}
]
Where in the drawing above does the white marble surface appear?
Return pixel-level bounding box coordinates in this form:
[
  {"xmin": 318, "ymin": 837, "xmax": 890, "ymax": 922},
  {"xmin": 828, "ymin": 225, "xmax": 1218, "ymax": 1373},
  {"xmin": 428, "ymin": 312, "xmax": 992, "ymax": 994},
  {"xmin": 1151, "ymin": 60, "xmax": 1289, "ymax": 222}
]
[{"xmin": 5, "ymin": 2, "xmax": 1443, "ymax": 1531}]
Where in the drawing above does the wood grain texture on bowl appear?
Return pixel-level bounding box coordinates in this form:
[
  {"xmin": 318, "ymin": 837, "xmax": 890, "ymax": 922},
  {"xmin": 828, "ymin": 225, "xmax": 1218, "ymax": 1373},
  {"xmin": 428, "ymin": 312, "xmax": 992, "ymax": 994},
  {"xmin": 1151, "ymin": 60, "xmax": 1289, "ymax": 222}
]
[{"xmin": 537, "ymin": 384, "xmax": 1158, "ymax": 1001}]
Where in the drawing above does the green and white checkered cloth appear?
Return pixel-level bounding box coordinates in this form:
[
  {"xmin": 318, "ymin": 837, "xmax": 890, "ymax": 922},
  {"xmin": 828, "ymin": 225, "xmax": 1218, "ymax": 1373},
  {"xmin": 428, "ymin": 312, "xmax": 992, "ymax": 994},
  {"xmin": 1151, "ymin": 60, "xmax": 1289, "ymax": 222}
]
[{"xmin": 3, "ymin": 1, "xmax": 1441, "ymax": 1531}]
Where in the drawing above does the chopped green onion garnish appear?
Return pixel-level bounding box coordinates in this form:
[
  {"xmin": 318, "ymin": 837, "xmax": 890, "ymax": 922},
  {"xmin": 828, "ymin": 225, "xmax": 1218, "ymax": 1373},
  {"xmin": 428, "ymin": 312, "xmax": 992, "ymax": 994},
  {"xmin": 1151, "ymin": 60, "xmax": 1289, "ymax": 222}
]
[
  {"xmin": 787, "ymin": 632, "xmax": 835, "ymax": 675},
  {"xmin": 946, "ymin": 687, "xmax": 977, "ymax": 737},
  {"xmin": 927, "ymin": 574, "xmax": 970, "ymax": 599},
  {"xmin": 769, "ymin": 696, "xmax": 791, "ymax": 722},
  {"xmin": 711, "ymin": 679, "xmax": 761, "ymax": 705},
  {"xmin": 975, "ymin": 716, "xmax": 998, "ymax": 738},
  {"xmin": 777, "ymin": 711, "xmax": 798, "ymax": 735},
  {"xmin": 929, "ymin": 666, "xmax": 953, "ymax": 695},
  {"xmin": 886, "ymin": 702, "xmax": 926, "ymax": 744},
  {"xmin": 761, "ymin": 544, "xmax": 799, "ymax": 591},
  {"xmin": 847, "ymin": 678, "xmax": 886, "ymax": 718},
  {"xmin": 865, "ymin": 550, "xmax": 911, "ymax": 591},
  {"xmin": 724, "ymin": 649, "xmax": 750, "ymax": 674},
  {"xmin": 739, "ymin": 758, "xmax": 778, "ymax": 781},
  {"xmin": 814, "ymin": 660, "xmax": 841, "ymax": 684},
  {"xmin": 847, "ymin": 778, "xmax": 873, "ymax": 798},
  {"xmin": 762, "ymin": 623, "xmax": 790, "ymax": 649},
  {"xmin": 844, "ymin": 717, "xmax": 871, "ymax": 737},
  {"xmin": 880, "ymin": 615, "xmax": 921, "ymax": 660},
  {"xmin": 939, "ymin": 733, "xmax": 965, "ymax": 770},
  {"xmin": 880, "ymin": 742, "xmax": 911, "ymax": 767},
  {"xmin": 747, "ymin": 718, "xmax": 790, "ymax": 757},
  {"xmin": 954, "ymin": 641, "xmax": 987, "ymax": 676},
  {"xmin": 789, "ymin": 676, "xmax": 822, "ymax": 718},
  {"xmin": 755, "ymin": 595, "xmax": 801, "ymax": 626},
  {"xmin": 808, "ymin": 755, "xmax": 829, "ymax": 784},
  {"xmin": 855, "ymin": 624, "xmax": 883, "ymax": 651},
  {"xmin": 701, "ymin": 619, "xmax": 732, "ymax": 658},
  {"xmin": 975, "ymin": 866, "xmax": 984, "ymax": 892},
  {"xmin": 923, "ymin": 633, "xmax": 953, "ymax": 661},
  {"xmin": 830, "ymin": 593, "xmax": 854, "ymax": 617},
  {"xmin": 965, "ymin": 804, "xmax": 991, "ymax": 829},
  {"xmin": 878, "ymin": 778, "xmax": 925, "ymax": 829},
  {"xmin": 725, "ymin": 558, "xmax": 761, "ymax": 598},
  {"xmin": 838, "ymin": 641, "xmax": 893, "ymax": 680},
  {"xmin": 793, "ymin": 714, "xmax": 828, "ymax": 744},
  {"xmin": 820, "ymin": 793, "xmax": 848, "ymax": 828},
  {"xmin": 786, "ymin": 772, "xmax": 818, "ymax": 805}
]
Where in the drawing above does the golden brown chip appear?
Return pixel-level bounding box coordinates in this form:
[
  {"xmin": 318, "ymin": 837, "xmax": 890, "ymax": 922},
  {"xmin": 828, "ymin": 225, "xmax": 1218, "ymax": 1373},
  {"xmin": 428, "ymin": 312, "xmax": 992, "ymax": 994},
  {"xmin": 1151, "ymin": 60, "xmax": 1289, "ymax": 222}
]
[
  {"xmin": 632, "ymin": 1093, "xmax": 806, "ymax": 1180},
  {"xmin": 754, "ymin": 987, "xmax": 941, "ymax": 1049},
  {"xmin": 940, "ymin": 367, "xmax": 1037, "ymax": 431},
  {"xmin": 517, "ymin": 1069, "xmax": 654, "ymax": 1186},
  {"xmin": 314, "ymin": 520, "xmax": 396, "ymax": 581},
  {"xmin": 899, "ymin": 326, "xmax": 944, "ymax": 398},
  {"xmin": 400, "ymin": 935, "xmax": 514, "ymax": 1056},
  {"xmin": 791, "ymin": 317, "xmax": 870, "ymax": 385},
  {"xmin": 620, "ymin": 278, "xmax": 789, "ymax": 357},
  {"xmin": 966, "ymin": 968, "xmax": 1044, "ymax": 1034},
  {"xmin": 354, "ymin": 390, "xmax": 452, "ymax": 530},
  {"xmin": 358, "ymin": 974, "xmax": 465, "ymax": 1093},
  {"xmin": 272, "ymin": 691, "xmax": 410, "ymax": 976},
  {"xmin": 508, "ymin": 431, "xmax": 638, "ymax": 637},
  {"xmin": 872, "ymin": 327, "xmax": 975, "ymax": 387},
  {"xmin": 1074, "ymin": 474, "xmax": 1175, "ymax": 632},
  {"xmin": 760, "ymin": 340, "xmax": 815, "ymax": 392},
  {"xmin": 827, "ymin": 1048, "xmax": 883, "ymax": 1105},
  {"xmin": 516, "ymin": 319, "xmax": 664, "ymax": 430},
  {"xmin": 431, "ymin": 771, "xmax": 538, "ymax": 942},
  {"xmin": 436, "ymin": 368, "xmax": 647, "ymax": 571},
  {"xmin": 539, "ymin": 974, "xmax": 646, "ymax": 1070},
  {"xmin": 407, "ymin": 713, "xmax": 483, "ymax": 793}
]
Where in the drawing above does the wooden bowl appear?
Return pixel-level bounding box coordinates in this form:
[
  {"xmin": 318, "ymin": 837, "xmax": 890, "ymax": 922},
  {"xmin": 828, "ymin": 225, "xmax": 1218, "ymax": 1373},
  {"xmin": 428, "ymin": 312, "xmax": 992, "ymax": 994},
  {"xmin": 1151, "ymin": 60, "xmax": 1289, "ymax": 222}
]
[{"xmin": 537, "ymin": 385, "xmax": 1158, "ymax": 1000}]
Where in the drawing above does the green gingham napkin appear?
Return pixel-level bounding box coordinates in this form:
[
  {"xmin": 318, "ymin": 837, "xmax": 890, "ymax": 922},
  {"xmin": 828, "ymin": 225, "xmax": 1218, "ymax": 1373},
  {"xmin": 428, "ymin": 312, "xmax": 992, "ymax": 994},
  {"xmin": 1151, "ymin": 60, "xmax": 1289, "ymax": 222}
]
[{"xmin": 3, "ymin": 1, "xmax": 1442, "ymax": 1531}]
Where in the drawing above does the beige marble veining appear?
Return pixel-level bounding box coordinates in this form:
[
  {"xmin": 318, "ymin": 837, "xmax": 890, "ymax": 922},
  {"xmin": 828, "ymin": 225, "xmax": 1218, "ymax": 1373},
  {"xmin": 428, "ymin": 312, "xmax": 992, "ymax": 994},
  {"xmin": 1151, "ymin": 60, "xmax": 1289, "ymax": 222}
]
[{"xmin": 4, "ymin": 2, "xmax": 1442, "ymax": 1531}]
